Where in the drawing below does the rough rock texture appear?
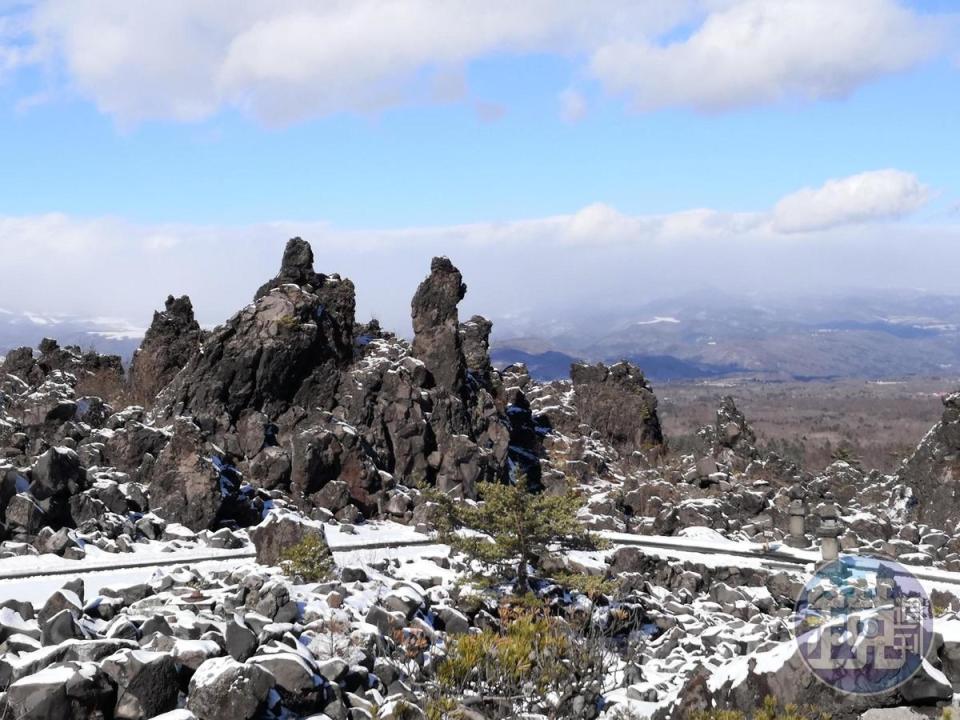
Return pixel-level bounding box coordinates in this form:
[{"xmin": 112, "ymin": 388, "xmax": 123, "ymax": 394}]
[
  {"xmin": 254, "ymin": 236, "xmax": 356, "ymax": 357},
  {"xmin": 898, "ymin": 391, "xmax": 960, "ymax": 529},
  {"xmin": 570, "ymin": 361, "xmax": 664, "ymax": 454},
  {"xmin": 186, "ymin": 657, "xmax": 274, "ymax": 720},
  {"xmin": 4, "ymin": 233, "xmax": 960, "ymax": 720},
  {"xmin": 715, "ymin": 395, "xmax": 757, "ymax": 455},
  {"xmin": 249, "ymin": 509, "xmax": 325, "ymax": 565},
  {"xmin": 147, "ymin": 418, "xmax": 261, "ymax": 531},
  {"xmin": 459, "ymin": 314, "xmax": 494, "ymax": 387},
  {"xmin": 128, "ymin": 295, "xmax": 203, "ymax": 403},
  {"xmin": 4, "ymin": 662, "xmax": 117, "ymax": 720},
  {"xmin": 1, "ymin": 339, "xmax": 123, "ymax": 391},
  {"xmin": 666, "ymin": 619, "xmax": 952, "ymax": 720},
  {"xmin": 158, "ymin": 283, "xmax": 349, "ymax": 426},
  {"xmin": 411, "ymin": 257, "xmax": 467, "ymax": 394},
  {"xmin": 101, "ymin": 649, "xmax": 180, "ymax": 719}
]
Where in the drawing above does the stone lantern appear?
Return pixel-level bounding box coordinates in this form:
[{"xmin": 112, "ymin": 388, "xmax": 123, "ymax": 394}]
[
  {"xmin": 786, "ymin": 491, "xmax": 808, "ymax": 548},
  {"xmin": 816, "ymin": 495, "xmax": 842, "ymax": 563}
]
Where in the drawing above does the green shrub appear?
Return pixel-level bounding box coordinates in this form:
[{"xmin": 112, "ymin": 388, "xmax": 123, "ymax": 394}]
[
  {"xmin": 692, "ymin": 696, "xmax": 831, "ymax": 720},
  {"xmin": 277, "ymin": 314, "xmax": 302, "ymax": 332},
  {"xmin": 279, "ymin": 533, "xmax": 333, "ymax": 582},
  {"xmin": 432, "ymin": 472, "xmax": 606, "ymax": 590},
  {"xmin": 428, "ymin": 602, "xmax": 608, "ymax": 719}
]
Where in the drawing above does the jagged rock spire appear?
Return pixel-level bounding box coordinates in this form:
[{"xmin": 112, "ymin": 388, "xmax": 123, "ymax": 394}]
[
  {"xmin": 128, "ymin": 294, "xmax": 202, "ymax": 402},
  {"xmin": 254, "ymin": 237, "xmax": 326, "ymax": 300},
  {"xmin": 715, "ymin": 395, "xmax": 756, "ymax": 453},
  {"xmin": 157, "ymin": 238, "xmax": 355, "ymax": 425},
  {"xmin": 411, "ymin": 257, "xmax": 468, "ymax": 393}
]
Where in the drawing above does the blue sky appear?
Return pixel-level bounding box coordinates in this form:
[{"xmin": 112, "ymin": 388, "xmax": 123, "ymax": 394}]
[
  {"xmin": 1, "ymin": 0, "xmax": 959, "ymax": 332},
  {"xmin": 2, "ymin": 52, "xmax": 958, "ymax": 227}
]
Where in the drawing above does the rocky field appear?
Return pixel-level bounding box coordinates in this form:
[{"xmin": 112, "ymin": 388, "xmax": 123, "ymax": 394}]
[{"xmin": 3, "ymin": 239, "xmax": 960, "ymax": 719}]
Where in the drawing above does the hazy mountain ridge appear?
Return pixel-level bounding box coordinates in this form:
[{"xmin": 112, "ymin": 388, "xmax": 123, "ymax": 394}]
[
  {"xmin": 0, "ymin": 310, "xmax": 143, "ymax": 362},
  {"xmin": 7, "ymin": 289, "xmax": 960, "ymax": 382},
  {"xmin": 492, "ymin": 290, "xmax": 960, "ymax": 381}
]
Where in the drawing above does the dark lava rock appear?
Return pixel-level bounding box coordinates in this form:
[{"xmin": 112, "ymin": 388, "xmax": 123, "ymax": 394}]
[
  {"xmin": 101, "ymin": 648, "xmax": 180, "ymax": 720},
  {"xmin": 4, "ymin": 662, "xmax": 117, "ymax": 720},
  {"xmin": 411, "ymin": 256, "xmax": 467, "ymax": 394},
  {"xmin": 128, "ymin": 294, "xmax": 203, "ymax": 403},
  {"xmin": 570, "ymin": 361, "xmax": 663, "ymax": 453}
]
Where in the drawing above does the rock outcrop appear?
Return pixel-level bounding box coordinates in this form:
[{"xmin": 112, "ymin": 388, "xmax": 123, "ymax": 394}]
[
  {"xmin": 128, "ymin": 294, "xmax": 203, "ymax": 403},
  {"xmin": 1, "ymin": 339, "xmax": 123, "ymax": 392},
  {"xmin": 157, "ymin": 283, "xmax": 350, "ymax": 427},
  {"xmin": 411, "ymin": 257, "xmax": 467, "ymax": 394},
  {"xmin": 570, "ymin": 361, "xmax": 664, "ymax": 454},
  {"xmin": 898, "ymin": 391, "xmax": 960, "ymax": 528},
  {"xmin": 3, "ymin": 233, "xmax": 960, "ymax": 720},
  {"xmin": 715, "ymin": 395, "xmax": 757, "ymax": 455}
]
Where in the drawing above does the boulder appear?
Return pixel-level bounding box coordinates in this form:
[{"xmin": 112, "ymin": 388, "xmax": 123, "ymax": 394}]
[
  {"xmin": 225, "ymin": 619, "xmax": 259, "ymax": 662},
  {"xmin": 147, "ymin": 419, "xmax": 227, "ymax": 531},
  {"xmin": 186, "ymin": 657, "xmax": 275, "ymax": 720},
  {"xmin": 5, "ymin": 662, "xmax": 116, "ymax": 720},
  {"xmin": 249, "ymin": 509, "xmax": 325, "ymax": 566},
  {"xmin": 101, "ymin": 649, "xmax": 180, "ymax": 720},
  {"xmin": 30, "ymin": 446, "xmax": 86, "ymax": 501},
  {"xmin": 148, "ymin": 418, "xmax": 259, "ymax": 531},
  {"xmin": 5, "ymin": 492, "xmax": 47, "ymax": 536}
]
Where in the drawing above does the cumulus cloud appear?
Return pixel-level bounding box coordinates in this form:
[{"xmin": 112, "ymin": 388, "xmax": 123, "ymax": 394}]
[
  {"xmin": 590, "ymin": 0, "xmax": 944, "ymax": 112},
  {"xmin": 24, "ymin": 0, "xmax": 699, "ymax": 124},
  {"xmin": 5, "ymin": 0, "xmax": 949, "ymax": 124},
  {"xmin": 771, "ymin": 169, "xmax": 930, "ymax": 233},
  {"xmin": 0, "ymin": 170, "xmax": 942, "ymax": 331}
]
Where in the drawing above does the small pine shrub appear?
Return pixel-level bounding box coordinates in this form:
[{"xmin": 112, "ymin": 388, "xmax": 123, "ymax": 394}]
[
  {"xmin": 277, "ymin": 314, "xmax": 302, "ymax": 332},
  {"xmin": 279, "ymin": 533, "xmax": 333, "ymax": 582},
  {"xmin": 432, "ymin": 472, "xmax": 606, "ymax": 590},
  {"xmin": 691, "ymin": 696, "xmax": 831, "ymax": 720},
  {"xmin": 428, "ymin": 601, "xmax": 610, "ymax": 718}
]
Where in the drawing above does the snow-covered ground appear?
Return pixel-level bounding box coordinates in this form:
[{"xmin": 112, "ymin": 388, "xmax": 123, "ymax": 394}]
[{"xmin": 0, "ymin": 541, "xmax": 254, "ymax": 606}]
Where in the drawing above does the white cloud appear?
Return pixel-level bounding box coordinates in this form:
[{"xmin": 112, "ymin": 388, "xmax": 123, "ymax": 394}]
[
  {"xmin": 0, "ymin": 8, "xmax": 37, "ymax": 76},
  {"xmin": 559, "ymin": 88, "xmax": 587, "ymax": 123},
  {"xmin": 591, "ymin": 0, "xmax": 943, "ymax": 112},
  {"xmin": 26, "ymin": 0, "xmax": 701, "ymax": 124},
  {"xmin": 0, "ymin": 170, "xmax": 941, "ymax": 332},
  {"xmin": 772, "ymin": 169, "xmax": 930, "ymax": 233},
  {"xmin": 143, "ymin": 234, "xmax": 182, "ymax": 252},
  {"xmin": 9, "ymin": 0, "xmax": 949, "ymax": 124}
]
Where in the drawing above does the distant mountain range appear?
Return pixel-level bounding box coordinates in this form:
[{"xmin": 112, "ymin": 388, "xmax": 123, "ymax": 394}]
[
  {"xmin": 0, "ymin": 310, "xmax": 143, "ymax": 362},
  {"xmin": 7, "ymin": 289, "xmax": 960, "ymax": 383},
  {"xmin": 490, "ymin": 289, "xmax": 960, "ymax": 382}
]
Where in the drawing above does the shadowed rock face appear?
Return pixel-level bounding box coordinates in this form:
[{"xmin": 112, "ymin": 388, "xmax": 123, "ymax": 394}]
[
  {"xmin": 716, "ymin": 396, "xmax": 755, "ymax": 447},
  {"xmin": 460, "ymin": 315, "xmax": 494, "ymax": 388},
  {"xmin": 570, "ymin": 361, "xmax": 664, "ymax": 454},
  {"xmin": 898, "ymin": 391, "xmax": 960, "ymax": 528},
  {"xmin": 128, "ymin": 295, "xmax": 203, "ymax": 403},
  {"xmin": 254, "ymin": 237, "xmax": 324, "ymax": 300},
  {"xmin": 1, "ymin": 339, "xmax": 123, "ymax": 390},
  {"xmin": 0, "ymin": 238, "xmax": 672, "ymax": 534},
  {"xmin": 411, "ymin": 257, "xmax": 467, "ymax": 394},
  {"xmin": 156, "ymin": 240, "xmax": 356, "ymax": 426}
]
